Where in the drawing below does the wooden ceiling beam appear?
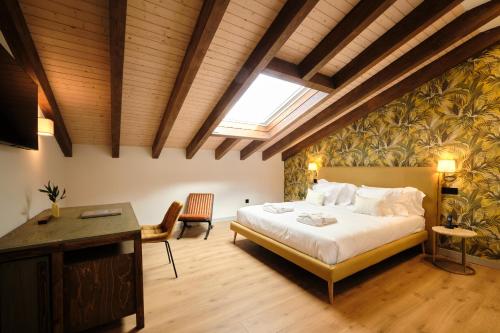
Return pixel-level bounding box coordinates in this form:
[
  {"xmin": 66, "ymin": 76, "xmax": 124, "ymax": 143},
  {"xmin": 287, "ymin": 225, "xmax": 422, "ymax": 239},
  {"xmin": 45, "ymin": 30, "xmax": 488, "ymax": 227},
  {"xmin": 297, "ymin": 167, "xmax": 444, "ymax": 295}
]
[
  {"xmin": 298, "ymin": 0, "xmax": 395, "ymax": 80},
  {"xmin": 240, "ymin": 140, "xmax": 266, "ymax": 160},
  {"xmin": 252, "ymin": 1, "xmax": 460, "ymax": 162},
  {"xmin": 109, "ymin": 0, "xmax": 127, "ymax": 158},
  {"xmin": 262, "ymin": 57, "xmax": 334, "ymax": 93},
  {"xmin": 331, "ymin": 0, "xmax": 462, "ymax": 89},
  {"xmin": 264, "ymin": 1, "xmax": 461, "ymax": 92},
  {"xmin": 262, "ymin": 1, "xmax": 500, "ymax": 160},
  {"xmin": 152, "ymin": 0, "xmax": 230, "ymax": 158},
  {"xmin": 215, "ymin": 138, "xmax": 240, "ymax": 160},
  {"xmin": 281, "ymin": 27, "xmax": 500, "ymax": 160},
  {"xmin": 0, "ymin": 0, "xmax": 72, "ymax": 156},
  {"xmin": 185, "ymin": 0, "xmax": 319, "ymax": 159}
]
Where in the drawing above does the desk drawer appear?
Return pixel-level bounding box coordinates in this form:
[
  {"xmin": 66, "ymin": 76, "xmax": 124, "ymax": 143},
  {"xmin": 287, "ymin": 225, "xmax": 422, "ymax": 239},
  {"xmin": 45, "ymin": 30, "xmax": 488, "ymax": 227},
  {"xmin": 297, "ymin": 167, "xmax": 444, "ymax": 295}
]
[{"xmin": 63, "ymin": 253, "xmax": 136, "ymax": 332}]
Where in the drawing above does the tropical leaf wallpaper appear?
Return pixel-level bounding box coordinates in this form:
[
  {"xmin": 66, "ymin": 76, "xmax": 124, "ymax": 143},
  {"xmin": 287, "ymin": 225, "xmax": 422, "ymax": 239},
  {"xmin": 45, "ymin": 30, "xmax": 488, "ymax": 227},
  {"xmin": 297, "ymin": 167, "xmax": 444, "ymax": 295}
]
[{"xmin": 284, "ymin": 45, "xmax": 500, "ymax": 259}]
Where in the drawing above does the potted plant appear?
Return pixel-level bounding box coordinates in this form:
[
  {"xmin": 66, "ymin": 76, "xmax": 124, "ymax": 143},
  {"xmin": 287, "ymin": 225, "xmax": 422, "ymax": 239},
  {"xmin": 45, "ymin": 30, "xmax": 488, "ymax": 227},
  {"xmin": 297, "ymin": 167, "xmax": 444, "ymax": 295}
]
[{"xmin": 39, "ymin": 181, "xmax": 67, "ymax": 218}]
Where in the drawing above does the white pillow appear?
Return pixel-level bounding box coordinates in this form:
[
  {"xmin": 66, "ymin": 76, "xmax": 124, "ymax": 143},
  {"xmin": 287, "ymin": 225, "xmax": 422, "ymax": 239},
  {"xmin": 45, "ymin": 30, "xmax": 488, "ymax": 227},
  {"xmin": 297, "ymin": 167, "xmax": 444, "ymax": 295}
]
[
  {"xmin": 352, "ymin": 195, "xmax": 384, "ymax": 216},
  {"xmin": 305, "ymin": 189, "xmax": 325, "ymax": 206},
  {"xmin": 356, "ymin": 187, "xmax": 402, "ymax": 216},
  {"xmin": 312, "ymin": 182, "xmax": 333, "ymax": 192},
  {"xmin": 354, "ymin": 187, "xmax": 394, "ymax": 216},
  {"xmin": 336, "ymin": 183, "xmax": 358, "ymax": 206},
  {"xmin": 403, "ymin": 187, "xmax": 426, "ymax": 216},
  {"xmin": 324, "ymin": 184, "xmax": 344, "ymax": 206},
  {"xmin": 312, "ymin": 182, "xmax": 345, "ymax": 206},
  {"xmin": 364, "ymin": 186, "xmax": 425, "ymax": 216},
  {"xmin": 314, "ymin": 181, "xmax": 357, "ymax": 206},
  {"xmin": 359, "ymin": 186, "xmax": 425, "ymax": 216}
]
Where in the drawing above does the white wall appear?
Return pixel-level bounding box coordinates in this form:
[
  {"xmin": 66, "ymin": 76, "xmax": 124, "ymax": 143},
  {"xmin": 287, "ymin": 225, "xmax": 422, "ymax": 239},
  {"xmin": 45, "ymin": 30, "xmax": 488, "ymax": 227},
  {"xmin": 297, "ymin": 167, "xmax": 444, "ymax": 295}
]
[
  {"xmin": 63, "ymin": 144, "xmax": 283, "ymax": 225},
  {"xmin": 0, "ymin": 137, "xmax": 67, "ymax": 236},
  {"xmin": 0, "ymin": 138, "xmax": 284, "ymax": 236}
]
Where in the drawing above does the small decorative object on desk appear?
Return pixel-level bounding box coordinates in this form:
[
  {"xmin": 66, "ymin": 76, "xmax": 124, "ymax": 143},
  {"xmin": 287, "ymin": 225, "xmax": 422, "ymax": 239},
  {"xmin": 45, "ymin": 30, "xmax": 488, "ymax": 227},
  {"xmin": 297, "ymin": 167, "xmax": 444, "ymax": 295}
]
[
  {"xmin": 37, "ymin": 215, "xmax": 52, "ymax": 225},
  {"xmin": 38, "ymin": 181, "xmax": 67, "ymax": 218}
]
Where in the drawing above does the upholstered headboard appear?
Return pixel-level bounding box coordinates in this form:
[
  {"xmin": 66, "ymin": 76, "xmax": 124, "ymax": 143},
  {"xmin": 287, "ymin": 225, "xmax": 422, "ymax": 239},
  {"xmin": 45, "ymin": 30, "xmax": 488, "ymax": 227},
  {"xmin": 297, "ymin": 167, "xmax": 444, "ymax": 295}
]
[{"xmin": 318, "ymin": 167, "xmax": 438, "ymax": 235}]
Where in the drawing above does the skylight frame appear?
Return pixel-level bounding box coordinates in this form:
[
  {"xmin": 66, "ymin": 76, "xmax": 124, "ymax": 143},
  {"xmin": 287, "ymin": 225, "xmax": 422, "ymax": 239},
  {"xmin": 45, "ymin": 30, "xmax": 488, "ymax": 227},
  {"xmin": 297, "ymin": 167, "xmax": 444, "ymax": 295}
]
[
  {"xmin": 257, "ymin": 86, "xmax": 310, "ymax": 126},
  {"xmin": 222, "ymin": 74, "xmax": 313, "ymax": 126},
  {"xmin": 213, "ymin": 89, "xmax": 329, "ymax": 140}
]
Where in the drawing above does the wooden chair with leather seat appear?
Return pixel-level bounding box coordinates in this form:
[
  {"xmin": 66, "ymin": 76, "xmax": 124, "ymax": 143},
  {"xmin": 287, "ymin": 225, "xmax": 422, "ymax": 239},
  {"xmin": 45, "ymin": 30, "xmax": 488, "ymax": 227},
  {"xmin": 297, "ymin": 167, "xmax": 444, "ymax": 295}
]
[
  {"xmin": 141, "ymin": 201, "xmax": 183, "ymax": 278},
  {"xmin": 177, "ymin": 193, "xmax": 215, "ymax": 240}
]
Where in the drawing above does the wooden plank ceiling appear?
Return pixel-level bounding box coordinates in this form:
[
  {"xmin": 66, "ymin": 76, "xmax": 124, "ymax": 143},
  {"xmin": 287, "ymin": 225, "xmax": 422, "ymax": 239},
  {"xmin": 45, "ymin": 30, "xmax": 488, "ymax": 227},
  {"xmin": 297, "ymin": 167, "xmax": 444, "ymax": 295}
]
[
  {"xmin": 18, "ymin": 0, "xmax": 110, "ymax": 147},
  {"xmin": 11, "ymin": 0, "xmax": 499, "ymax": 159}
]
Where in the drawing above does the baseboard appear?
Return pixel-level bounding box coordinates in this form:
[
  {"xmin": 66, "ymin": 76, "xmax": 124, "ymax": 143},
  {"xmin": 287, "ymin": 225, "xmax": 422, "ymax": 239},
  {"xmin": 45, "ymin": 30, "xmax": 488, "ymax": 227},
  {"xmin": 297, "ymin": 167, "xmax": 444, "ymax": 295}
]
[
  {"xmin": 213, "ymin": 216, "xmax": 236, "ymax": 223},
  {"xmin": 437, "ymin": 247, "xmax": 499, "ymax": 269}
]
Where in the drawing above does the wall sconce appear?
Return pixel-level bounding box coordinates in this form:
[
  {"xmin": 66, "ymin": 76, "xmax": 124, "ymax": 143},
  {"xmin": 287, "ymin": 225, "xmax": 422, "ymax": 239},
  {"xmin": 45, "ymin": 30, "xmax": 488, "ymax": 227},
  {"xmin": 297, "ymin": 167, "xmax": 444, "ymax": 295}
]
[
  {"xmin": 437, "ymin": 160, "xmax": 457, "ymax": 179},
  {"xmin": 38, "ymin": 118, "xmax": 54, "ymax": 136},
  {"xmin": 308, "ymin": 162, "xmax": 318, "ymax": 184},
  {"xmin": 437, "ymin": 159, "xmax": 457, "ymax": 229},
  {"xmin": 437, "ymin": 159, "xmax": 456, "ymax": 182}
]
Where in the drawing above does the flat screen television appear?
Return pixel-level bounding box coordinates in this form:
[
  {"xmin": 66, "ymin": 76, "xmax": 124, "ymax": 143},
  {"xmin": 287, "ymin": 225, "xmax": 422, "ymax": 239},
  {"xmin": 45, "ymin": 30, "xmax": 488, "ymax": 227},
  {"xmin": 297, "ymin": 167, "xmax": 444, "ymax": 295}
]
[{"xmin": 0, "ymin": 44, "xmax": 38, "ymax": 150}]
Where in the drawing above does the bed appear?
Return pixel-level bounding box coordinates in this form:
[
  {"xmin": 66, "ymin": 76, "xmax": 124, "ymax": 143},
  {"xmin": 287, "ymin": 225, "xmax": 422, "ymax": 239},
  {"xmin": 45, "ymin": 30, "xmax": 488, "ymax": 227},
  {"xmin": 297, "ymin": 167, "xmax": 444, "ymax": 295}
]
[{"xmin": 230, "ymin": 167, "xmax": 438, "ymax": 303}]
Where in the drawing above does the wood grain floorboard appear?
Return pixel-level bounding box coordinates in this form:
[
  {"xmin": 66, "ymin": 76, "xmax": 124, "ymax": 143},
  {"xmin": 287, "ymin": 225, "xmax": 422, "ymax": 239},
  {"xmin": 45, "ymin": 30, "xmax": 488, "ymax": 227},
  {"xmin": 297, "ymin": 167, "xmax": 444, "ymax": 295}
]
[{"xmin": 96, "ymin": 221, "xmax": 500, "ymax": 333}]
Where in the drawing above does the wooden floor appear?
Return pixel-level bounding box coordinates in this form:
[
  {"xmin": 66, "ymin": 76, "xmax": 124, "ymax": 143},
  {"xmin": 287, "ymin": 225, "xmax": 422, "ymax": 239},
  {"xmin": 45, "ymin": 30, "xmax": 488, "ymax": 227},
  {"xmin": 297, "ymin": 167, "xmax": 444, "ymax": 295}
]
[{"xmin": 101, "ymin": 221, "xmax": 500, "ymax": 333}]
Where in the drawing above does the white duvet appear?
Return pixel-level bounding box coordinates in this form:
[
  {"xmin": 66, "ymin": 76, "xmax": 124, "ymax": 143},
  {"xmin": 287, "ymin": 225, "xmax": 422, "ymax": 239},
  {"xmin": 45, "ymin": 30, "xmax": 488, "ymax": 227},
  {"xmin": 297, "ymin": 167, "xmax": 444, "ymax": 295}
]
[{"xmin": 236, "ymin": 201, "xmax": 424, "ymax": 265}]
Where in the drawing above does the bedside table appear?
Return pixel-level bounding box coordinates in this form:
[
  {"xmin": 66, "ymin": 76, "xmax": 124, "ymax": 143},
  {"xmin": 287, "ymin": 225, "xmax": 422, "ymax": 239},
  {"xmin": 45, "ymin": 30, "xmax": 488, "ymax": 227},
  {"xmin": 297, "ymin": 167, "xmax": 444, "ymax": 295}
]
[{"xmin": 432, "ymin": 226, "xmax": 477, "ymax": 275}]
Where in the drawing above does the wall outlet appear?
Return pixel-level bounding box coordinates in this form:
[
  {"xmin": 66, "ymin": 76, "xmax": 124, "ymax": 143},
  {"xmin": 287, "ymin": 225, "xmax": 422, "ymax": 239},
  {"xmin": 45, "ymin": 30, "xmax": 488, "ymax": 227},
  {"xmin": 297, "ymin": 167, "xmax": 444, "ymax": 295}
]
[{"xmin": 245, "ymin": 199, "xmax": 250, "ymax": 204}]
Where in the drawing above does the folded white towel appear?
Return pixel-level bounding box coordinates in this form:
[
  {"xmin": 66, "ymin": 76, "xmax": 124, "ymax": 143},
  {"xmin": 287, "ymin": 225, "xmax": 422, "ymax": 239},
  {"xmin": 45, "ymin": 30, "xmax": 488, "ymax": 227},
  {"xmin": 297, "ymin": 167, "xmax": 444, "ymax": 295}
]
[
  {"xmin": 263, "ymin": 203, "xmax": 294, "ymax": 214},
  {"xmin": 296, "ymin": 212, "xmax": 337, "ymax": 226}
]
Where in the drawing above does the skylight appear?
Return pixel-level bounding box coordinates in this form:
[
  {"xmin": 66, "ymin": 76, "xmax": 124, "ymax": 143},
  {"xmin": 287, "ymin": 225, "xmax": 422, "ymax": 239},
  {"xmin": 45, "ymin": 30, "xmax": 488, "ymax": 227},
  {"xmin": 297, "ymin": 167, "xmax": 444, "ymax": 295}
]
[{"xmin": 223, "ymin": 74, "xmax": 310, "ymax": 125}]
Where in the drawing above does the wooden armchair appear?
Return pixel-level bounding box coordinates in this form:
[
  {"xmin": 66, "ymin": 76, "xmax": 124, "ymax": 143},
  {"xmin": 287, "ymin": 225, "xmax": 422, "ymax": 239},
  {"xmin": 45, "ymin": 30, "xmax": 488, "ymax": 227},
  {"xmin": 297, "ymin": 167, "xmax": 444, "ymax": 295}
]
[
  {"xmin": 177, "ymin": 193, "xmax": 214, "ymax": 240},
  {"xmin": 141, "ymin": 201, "xmax": 183, "ymax": 278}
]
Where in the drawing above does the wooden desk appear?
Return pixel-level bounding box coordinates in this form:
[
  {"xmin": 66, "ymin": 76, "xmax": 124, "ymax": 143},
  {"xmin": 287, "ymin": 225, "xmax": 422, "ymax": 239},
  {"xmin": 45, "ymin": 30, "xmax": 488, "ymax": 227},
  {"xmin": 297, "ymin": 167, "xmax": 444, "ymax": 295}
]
[{"xmin": 0, "ymin": 203, "xmax": 144, "ymax": 332}]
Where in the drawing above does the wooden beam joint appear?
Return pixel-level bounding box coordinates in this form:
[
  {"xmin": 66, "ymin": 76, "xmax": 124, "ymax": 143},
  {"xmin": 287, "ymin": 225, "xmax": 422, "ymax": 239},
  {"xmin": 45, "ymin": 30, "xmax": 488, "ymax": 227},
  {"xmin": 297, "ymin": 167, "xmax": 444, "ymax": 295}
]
[{"xmin": 263, "ymin": 58, "xmax": 335, "ymax": 92}]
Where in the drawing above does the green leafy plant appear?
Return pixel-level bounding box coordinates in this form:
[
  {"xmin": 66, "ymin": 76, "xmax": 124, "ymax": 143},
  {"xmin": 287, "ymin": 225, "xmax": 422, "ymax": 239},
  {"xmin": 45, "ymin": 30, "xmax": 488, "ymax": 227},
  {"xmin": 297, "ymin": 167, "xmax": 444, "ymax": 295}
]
[{"xmin": 39, "ymin": 181, "xmax": 66, "ymax": 203}]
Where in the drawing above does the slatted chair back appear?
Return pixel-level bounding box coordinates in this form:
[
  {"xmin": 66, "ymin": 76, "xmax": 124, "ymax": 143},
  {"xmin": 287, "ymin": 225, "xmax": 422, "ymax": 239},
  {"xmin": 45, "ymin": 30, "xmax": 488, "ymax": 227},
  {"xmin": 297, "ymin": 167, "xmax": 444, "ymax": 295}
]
[{"xmin": 185, "ymin": 193, "xmax": 214, "ymax": 220}]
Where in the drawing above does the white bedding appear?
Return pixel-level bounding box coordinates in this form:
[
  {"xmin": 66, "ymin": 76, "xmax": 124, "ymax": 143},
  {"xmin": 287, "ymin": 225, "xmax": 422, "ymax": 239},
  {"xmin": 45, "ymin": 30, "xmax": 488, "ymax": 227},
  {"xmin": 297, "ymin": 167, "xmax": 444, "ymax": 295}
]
[{"xmin": 236, "ymin": 201, "xmax": 425, "ymax": 265}]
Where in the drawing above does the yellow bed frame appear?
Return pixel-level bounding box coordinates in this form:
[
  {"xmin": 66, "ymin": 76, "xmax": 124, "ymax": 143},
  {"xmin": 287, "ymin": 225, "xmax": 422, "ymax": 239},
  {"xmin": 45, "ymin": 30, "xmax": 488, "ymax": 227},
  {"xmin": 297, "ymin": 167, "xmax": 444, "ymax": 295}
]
[{"xmin": 231, "ymin": 167, "xmax": 438, "ymax": 304}]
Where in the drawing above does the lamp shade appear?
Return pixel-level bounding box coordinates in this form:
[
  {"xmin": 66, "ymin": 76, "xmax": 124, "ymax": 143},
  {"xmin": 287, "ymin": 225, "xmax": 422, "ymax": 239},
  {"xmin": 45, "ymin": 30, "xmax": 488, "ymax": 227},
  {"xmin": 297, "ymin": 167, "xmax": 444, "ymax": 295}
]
[
  {"xmin": 437, "ymin": 159, "xmax": 456, "ymax": 173},
  {"xmin": 38, "ymin": 118, "xmax": 54, "ymax": 136},
  {"xmin": 307, "ymin": 162, "xmax": 318, "ymax": 172}
]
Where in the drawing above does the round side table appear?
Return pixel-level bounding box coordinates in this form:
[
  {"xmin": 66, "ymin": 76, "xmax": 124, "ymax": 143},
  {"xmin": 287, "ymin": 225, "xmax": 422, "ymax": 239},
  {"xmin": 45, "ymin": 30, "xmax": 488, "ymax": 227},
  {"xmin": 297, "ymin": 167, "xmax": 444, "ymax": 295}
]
[{"xmin": 432, "ymin": 226, "xmax": 477, "ymax": 275}]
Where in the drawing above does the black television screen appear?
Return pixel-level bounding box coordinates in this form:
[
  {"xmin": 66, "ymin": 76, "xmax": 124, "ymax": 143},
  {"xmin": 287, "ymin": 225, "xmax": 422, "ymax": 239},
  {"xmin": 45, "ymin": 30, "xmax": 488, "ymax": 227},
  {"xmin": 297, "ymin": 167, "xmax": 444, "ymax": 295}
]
[{"xmin": 0, "ymin": 44, "xmax": 38, "ymax": 150}]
